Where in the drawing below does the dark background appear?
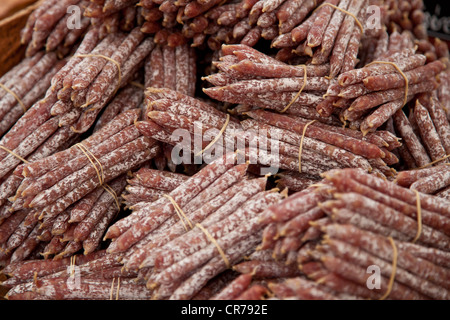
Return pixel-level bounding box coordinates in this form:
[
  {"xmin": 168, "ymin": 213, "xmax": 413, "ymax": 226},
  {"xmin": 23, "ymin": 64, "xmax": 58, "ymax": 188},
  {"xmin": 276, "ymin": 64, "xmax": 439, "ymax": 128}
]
[{"xmin": 424, "ymin": 0, "xmax": 450, "ymax": 41}]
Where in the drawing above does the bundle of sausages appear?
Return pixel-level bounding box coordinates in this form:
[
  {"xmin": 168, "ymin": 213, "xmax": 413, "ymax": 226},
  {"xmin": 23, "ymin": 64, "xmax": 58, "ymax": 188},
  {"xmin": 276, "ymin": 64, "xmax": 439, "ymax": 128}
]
[{"xmin": 0, "ymin": 0, "xmax": 449, "ymax": 300}]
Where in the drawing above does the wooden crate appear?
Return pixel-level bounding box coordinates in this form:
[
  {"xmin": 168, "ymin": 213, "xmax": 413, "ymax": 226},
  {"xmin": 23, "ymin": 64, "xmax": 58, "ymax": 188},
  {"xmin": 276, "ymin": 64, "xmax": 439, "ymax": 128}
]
[
  {"xmin": 0, "ymin": 1, "xmax": 39, "ymax": 300},
  {"xmin": 0, "ymin": 0, "xmax": 37, "ymax": 19},
  {"xmin": 0, "ymin": 0, "xmax": 40, "ymax": 77}
]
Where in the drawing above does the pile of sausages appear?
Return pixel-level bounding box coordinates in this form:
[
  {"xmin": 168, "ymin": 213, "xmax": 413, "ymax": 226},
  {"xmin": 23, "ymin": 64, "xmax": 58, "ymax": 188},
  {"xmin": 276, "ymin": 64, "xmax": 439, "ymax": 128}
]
[
  {"xmin": 0, "ymin": 0, "xmax": 449, "ymax": 300},
  {"xmin": 246, "ymin": 169, "xmax": 450, "ymax": 300}
]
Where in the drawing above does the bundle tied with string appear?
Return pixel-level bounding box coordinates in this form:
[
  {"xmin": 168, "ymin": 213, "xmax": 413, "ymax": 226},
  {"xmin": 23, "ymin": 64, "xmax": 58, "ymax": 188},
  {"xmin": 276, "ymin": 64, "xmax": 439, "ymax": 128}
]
[
  {"xmin": 314, "ymin": 2, "xmax": 365, "ymax": 81},
  {"xmin": 195, "ymin": 114, "xmax": 231, "ymax": 157},
  {"xmin": 72, "ymin": 54, "xmax": 122, "ymax": 109},
  {"xmin": 195, "ymin": 223, "xmax": 231, "ymax": 269},
  {"xmin": 162, "ymin": 194, "xmax": 230, "ymax": 268},
  {"xmin": 365, "ymin": 61, "xmax": 410, "ymax": 107},
  {"xmin": 0, "ymin": 146, "xmax": 30, "ymax": 164},
  {"xmin": 378, "ymin": 236, "xmax": 398, "ymax": 300},
  {"xmin": 69, "ymin": 255, "xmax": 77, "ymax": 277},
  {"xmin": 314, "ymin": 2, "xmax": 365, "ymax": 36},
  {"xmin": 110, "ymin": 277, "xmax": 121, "ymax": 300},
  {"xmin": 358, "ymin": 61, "xmax": 410, "ymax": 136},
  {"xmin": 0, "ymin": 84, "xmax": 27, "ymax": 114},
  {"xmin": 280, "ymin": 65, "xmax": 308, "ymax": 113},
  {"xmin": 298, "ymin": 120, "xmax": 317, "ymax": 173},
  {"xmin": 74, "ymin": 143, "xmax": 121, "ymax": 211},
  {"xmin": 163, "ymin": 194, "xmax": 193, "ymax": 232},
  {"xmin": 203, "ymin": 45, "xmax": 337, "ymax": 124}
]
